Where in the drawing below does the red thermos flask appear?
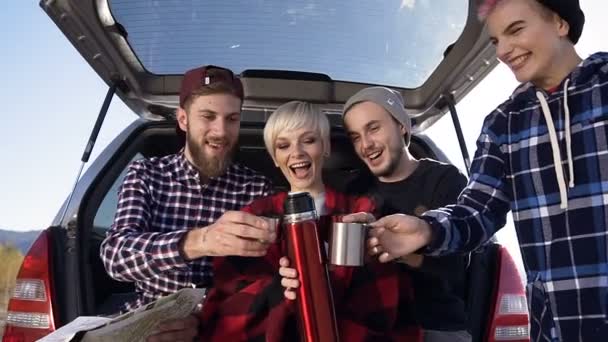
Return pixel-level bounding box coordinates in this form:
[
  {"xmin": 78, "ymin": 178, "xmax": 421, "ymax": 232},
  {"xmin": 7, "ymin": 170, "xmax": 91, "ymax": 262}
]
[{"xmin": 283, "ymin": 192, "xmax": 339, "ymax": 342}]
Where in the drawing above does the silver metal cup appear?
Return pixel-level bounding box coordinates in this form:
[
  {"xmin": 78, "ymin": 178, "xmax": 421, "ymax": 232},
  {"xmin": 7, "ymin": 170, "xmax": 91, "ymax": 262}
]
[
  {"xmin": 329, "ymin": 222, "xmax": 368, "ymax": 266},
  {"xmin": 261, "ymin": 216, "xmax": 280, "ymax": 243},
  {"xmin": 264, "ymin": 216, "xmax": 280, "ymax": 231}
]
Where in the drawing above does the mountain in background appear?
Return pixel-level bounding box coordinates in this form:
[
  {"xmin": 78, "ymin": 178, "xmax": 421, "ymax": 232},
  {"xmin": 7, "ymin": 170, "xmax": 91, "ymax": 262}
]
[{"xmin": 0, "ymin": 229, "xmax": 42, "ymax": 254}]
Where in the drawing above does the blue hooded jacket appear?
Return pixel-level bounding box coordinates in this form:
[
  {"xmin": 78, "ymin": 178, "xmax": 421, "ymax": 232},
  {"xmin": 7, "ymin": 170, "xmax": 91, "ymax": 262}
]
[{"xmin": 423, "ymin": 52, "xmax": 608, "ymax": 341}]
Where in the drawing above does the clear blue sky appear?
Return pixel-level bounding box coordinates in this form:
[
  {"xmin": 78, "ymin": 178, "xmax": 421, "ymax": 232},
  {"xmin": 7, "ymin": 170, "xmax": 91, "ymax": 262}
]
[
  {"xmin": 0, "ymin": 0, "xmax": 605, "ymax": 261},
  {"xmin": 0, "ymin": 1, "xmax": 135, "ymax": 231}
]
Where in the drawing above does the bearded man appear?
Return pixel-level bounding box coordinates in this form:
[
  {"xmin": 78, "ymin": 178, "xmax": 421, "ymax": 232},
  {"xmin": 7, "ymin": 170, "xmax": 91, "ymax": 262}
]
[{"xmin": 101, "ymin": 65, "xmax": 274, "ymax": 313}]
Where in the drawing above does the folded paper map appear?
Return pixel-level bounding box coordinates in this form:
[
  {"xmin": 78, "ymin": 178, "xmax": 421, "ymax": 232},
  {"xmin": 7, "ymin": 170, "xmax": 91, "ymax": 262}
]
[{"xmin": 38, "ymin": 288, "xmax": 206, "ymax": 342}]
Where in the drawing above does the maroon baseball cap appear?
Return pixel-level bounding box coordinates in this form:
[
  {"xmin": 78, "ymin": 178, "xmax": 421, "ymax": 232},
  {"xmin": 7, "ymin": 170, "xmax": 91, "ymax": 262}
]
[{"xmin": 179, "ymin": 65, "xmax": 244, "ymax": 108}]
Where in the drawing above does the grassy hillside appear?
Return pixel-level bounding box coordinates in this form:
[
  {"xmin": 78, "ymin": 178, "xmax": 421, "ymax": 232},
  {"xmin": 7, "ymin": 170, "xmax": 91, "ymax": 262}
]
[
  {"xmin": 0, "ymin": 229, "xmax": 41, "ymax": 254},
  {"xmin": 0, "ymin": 244, "xmax": 23, "ymax": 294},
  {"xmin": 0, "ymin": 244, "xmax": 25, "ymax": 335}
]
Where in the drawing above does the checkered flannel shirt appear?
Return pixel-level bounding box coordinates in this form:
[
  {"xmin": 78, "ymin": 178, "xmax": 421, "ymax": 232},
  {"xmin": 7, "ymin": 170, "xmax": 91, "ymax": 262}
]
[
  {"xmin": 100, "ymin": 151, "xmax": 272, "ymax": 312},
  {"xmin": 422, "ymin": 52, "xmax": 608, "ymax": 341}
]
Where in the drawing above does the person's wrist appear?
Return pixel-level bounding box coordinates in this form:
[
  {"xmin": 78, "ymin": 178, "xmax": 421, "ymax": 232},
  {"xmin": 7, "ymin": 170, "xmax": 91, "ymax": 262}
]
[
  {"xmin": 413, "ymin": 217, "xmax": 436, "ymax": 254},
  {"xmin": 180, "ymin": 227, "xmax": 209, "ymax": 260},
  {"xmin": 198, "ymin": 227, "xmax": 210, "ymax": 256}
]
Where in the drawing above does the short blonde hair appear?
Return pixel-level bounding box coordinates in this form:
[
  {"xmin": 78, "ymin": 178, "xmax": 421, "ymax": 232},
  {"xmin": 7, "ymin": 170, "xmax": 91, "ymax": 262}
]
[{"xmin": 263, "ymin": 101, "xmax": 331, "ymax": 161}]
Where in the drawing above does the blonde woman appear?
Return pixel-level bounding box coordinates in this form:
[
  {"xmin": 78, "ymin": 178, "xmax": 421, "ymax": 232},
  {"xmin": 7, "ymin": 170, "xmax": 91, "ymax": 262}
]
[{"xmin": 199, "ymin": 101, "xmax": 421, "ymax": 341}]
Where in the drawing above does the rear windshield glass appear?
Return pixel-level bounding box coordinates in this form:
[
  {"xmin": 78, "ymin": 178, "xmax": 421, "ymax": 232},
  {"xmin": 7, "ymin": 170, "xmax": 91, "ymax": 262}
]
[{"xmin": 109, "ymin": 0, "xmax": 467, "ymax": 88}]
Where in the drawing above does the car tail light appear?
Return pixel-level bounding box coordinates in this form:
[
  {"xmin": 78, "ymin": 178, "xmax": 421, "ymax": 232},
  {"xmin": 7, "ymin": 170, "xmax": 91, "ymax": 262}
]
[
  {"xmin": 486, "ymin": 246, "xmax": 530, "ymax": 341},
  {"xmin": 3, "ymin": 230, "xmax": 55, "ymax": 342}
]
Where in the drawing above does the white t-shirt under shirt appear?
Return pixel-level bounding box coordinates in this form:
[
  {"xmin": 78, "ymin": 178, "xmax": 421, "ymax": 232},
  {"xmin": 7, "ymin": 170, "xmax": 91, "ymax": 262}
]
[
  {"xmin": 313, "ymin": 192, "xmax": 329, "ymax": 252},
  {"xmin": 313, "ymin": 192, "xmax": 327, "ymax": 216}
]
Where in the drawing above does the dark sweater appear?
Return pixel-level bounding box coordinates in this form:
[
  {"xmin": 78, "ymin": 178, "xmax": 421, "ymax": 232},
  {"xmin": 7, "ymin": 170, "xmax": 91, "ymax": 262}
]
[{"xmin": 370, "ymin": 159, "xmax": 469, "ymax": 331}]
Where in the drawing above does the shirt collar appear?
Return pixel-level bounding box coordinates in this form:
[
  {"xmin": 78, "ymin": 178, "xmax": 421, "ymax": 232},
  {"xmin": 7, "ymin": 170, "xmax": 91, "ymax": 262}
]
[{"xmin": 176, "ymin": 149, "xmax": 201, "ymax": 182}]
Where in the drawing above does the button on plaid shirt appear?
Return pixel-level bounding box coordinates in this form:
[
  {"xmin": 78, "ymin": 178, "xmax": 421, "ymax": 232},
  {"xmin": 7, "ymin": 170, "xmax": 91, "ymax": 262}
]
[{"xmin": 100, "ymin": 151, "xmax": 272, "ymax": 312}]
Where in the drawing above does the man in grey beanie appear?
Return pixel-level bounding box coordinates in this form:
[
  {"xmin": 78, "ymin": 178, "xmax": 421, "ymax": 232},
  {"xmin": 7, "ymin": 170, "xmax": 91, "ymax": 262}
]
[{"xmin": 341, "ymin": 87, "xmax": 472, "ymax": 342}]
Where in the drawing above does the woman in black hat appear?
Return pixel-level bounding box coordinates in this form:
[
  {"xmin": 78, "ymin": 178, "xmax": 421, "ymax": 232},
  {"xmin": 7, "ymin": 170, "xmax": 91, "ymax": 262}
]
[{"xmin": 365, "ymin": 0, "xmax": 608, "ymax": 341}]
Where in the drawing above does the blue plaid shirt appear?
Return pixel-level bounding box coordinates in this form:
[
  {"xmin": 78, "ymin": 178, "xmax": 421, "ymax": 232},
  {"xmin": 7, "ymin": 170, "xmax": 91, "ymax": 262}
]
[
  {"xmin": 100, "ymin": 152, "xmax": 272, "ymax": 312},
  {"xmin": 422, "ymin": 52, "xmax": 608, "ymax": 341}
]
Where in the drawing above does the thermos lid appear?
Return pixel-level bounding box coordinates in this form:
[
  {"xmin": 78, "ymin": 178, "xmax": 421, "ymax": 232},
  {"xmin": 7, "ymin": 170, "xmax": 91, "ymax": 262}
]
[{"xmin": 284, "ymin": 191, "xmax": 315, "ymax": 215}]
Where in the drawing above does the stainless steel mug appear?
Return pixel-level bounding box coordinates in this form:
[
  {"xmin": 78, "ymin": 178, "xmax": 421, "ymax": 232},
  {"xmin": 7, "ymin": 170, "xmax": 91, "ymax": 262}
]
[
  {"xmin": 262, "ymin": 216, "xmax": 281, "ymax": 242},
  {"xmin": 328, "ymin": 221, "xmax": 367, "ymax": 266}
]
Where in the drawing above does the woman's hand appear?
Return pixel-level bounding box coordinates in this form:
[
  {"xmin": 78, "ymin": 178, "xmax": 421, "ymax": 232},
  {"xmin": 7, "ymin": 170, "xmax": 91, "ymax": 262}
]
[{"xmin": 279, "ymin": 257, "xmax": 300, "ymax": 300}]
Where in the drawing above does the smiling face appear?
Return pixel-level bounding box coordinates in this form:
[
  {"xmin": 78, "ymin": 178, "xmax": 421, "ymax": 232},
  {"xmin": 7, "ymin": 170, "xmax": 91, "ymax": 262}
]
[
  {"xmin": 264, "ymin": 101, "xmax": 330, "ymax": 196},
  {"xmin": 274, "ymin": 126, "xmax": 326, "ymax": 195},
  {"xmin": 486, "ymin": 0, "xmax": 571, "ymax": 87},
  {"xmin": 344, "ymin": 101, "xmax": 407, "ymax": 182},
  {"xmin": 177, "ymin": 92, "xmax": 241, "ymax": 178}
]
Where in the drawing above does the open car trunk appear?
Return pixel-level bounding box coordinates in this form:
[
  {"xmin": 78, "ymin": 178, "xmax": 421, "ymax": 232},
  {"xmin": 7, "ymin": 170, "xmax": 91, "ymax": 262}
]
[
  {"xmin": 75, "ymin": 118, "xmax": 446, "ymax": 316},
  {"xmin": 63, "ymin": 118, "xmax": 502, "ymax": 342}
]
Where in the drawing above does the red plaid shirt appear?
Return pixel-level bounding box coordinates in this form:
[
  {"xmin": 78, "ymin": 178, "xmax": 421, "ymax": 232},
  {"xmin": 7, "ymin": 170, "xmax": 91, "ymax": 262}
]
[{"xmin": 200, "ymin": 188, "xmax": 422, "ymax": 341}]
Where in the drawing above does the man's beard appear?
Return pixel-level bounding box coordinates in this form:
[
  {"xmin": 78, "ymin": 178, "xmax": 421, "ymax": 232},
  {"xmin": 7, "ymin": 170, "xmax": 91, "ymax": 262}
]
[
  {"xmin": 186, "ymin": 132, "xmax": 237, "ymax": 179},
  {"xmin": 371, "ymin": 143, "xmax": 405, "ymax": 179}
]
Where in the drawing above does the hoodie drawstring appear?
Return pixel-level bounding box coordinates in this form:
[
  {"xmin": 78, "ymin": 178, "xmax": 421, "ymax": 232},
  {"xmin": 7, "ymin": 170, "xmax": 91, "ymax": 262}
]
[
  {"xmin": 563, "ymin": 79, "xmax": 575, "ymax": 188},
  {"xmin": 535, "ymin": 79, "xmax": 574, "ymax": 209}
]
